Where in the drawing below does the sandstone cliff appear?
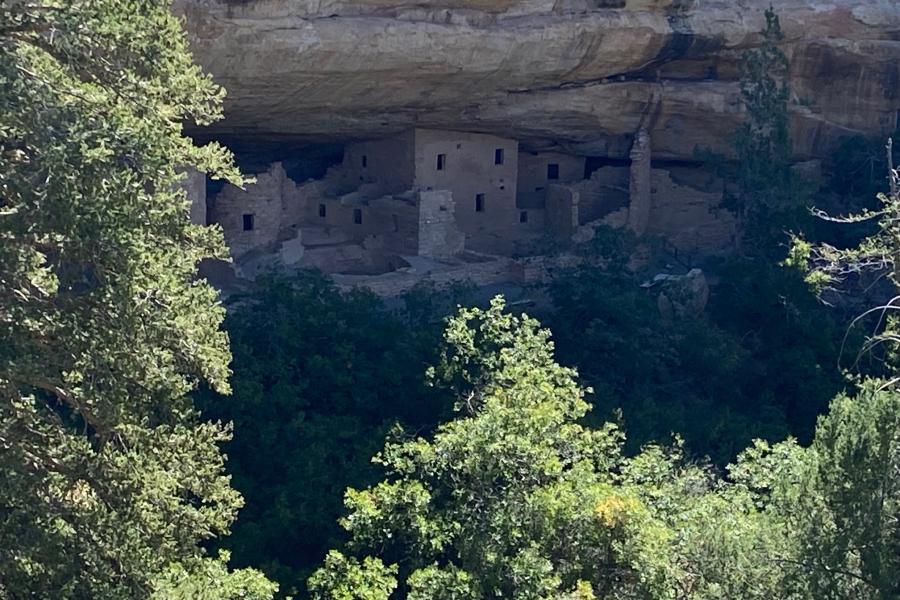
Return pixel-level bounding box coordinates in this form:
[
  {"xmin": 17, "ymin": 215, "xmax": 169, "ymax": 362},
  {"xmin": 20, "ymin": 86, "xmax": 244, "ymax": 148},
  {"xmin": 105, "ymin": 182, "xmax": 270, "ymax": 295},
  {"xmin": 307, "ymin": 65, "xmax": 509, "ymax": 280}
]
[{"xmin": 176, "ymin": 0, "xmax": 899, "ymax": 160}]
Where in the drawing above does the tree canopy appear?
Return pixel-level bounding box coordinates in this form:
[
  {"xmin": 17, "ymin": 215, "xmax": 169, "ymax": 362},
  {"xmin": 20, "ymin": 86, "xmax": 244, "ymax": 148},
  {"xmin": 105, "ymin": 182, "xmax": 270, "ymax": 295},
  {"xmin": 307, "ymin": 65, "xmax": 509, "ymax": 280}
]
[
  {"xmin": 195, "ymin": 273, "xmax": 459, "ymax": 596},
  {"xmin": 0, "ymin": 0, "xmax": 274, "ymax": 596},
  {"xmin": 309, "ymin": 298, "xmax": 900, "ymax": 600}
]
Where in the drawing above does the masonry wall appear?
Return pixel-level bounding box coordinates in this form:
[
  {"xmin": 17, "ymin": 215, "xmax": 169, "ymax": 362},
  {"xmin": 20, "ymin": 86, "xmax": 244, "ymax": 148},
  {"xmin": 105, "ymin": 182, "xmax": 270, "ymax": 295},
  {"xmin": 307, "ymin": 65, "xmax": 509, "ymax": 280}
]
[
  {"xmin": 517, "ymin": 151, "xmax": 585, "ymax": 210},
  {"xmin": 417, "ymin": 190, "xmax": 465, "ymax": 259},
  {"xmin": 627, "ymin": 129, "xmax": 652, "ymax": 235},
  {"xmin": 413, "ymin": 128, "xmax": 520, "ymax": 254},
  {"xmin": 333, "ymin": 257, "xmax": 518, "ymax": 297},
  {"xmin": 546, "ymin": 185, "xmax": 580, "ymax": 239},
  {"xmin": 646, "ymin": 170, "xmax": 737, "ymax": 257},
  {"xmin": 342, "ymin": 130, "xmax": 415, "ymax": 198},
  {"xmin": 292, "ymin": 178, "xmax": 334, "ymax": 226},
  {"xmin": 211, "ymin": 162, "xmax": 295, "ymax": 258},
  {"xmin": 362, "ymin": 194, "xmax": 420, "ymax": 255},
  {"xmin": 576, "ymin": 166, "xmax": 630, "ymax": 224}
]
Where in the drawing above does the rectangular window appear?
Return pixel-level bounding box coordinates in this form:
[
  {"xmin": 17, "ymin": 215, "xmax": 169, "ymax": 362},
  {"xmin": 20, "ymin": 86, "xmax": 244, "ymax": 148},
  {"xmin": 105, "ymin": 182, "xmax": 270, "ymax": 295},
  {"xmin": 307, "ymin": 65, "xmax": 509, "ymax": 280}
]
[
  {"xmin": 361, "ymin": 155, "xmax": 368, "ymax": 168},
  {"xmin": 519, "ymin": 211, "xmax": 528, "ymax": 223},
  {"xmin": 494, "ymin": 148, "xmax": 504, "ymax": 165},
  {"xmin": 436, "ymin": 154, "xmax": 446, "ymax": 171},
  {"xmin": 242, "ymin": 213, "xmax": 254, "ymax": 231},
  {"xmin": 353, "ymin": 208, "xmax": 363, "ymax": 224},
  {"xmin": 547, "ymin": 163, "xmax": 560, "ymax": 180},
  {"xmin": 475, "ymin": 194, "xmax": 485, "ymax": 213},
  {"xmin": 318, "ymin": 203, "xmax": 327, "ymax": 218}
]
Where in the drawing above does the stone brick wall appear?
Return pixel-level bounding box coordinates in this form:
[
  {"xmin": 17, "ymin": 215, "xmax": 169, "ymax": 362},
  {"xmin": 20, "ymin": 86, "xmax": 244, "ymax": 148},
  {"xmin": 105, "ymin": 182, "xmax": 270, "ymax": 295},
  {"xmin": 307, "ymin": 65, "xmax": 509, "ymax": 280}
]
[
  {"xmin": 627, "ymin": 129, "xmax": 652, "ymax": 235},
  {"xmin": 333, "ymin": 257, "xmax": 518, "ymax": 297},
  {"xmin": 517, "ymin": 151, "xmax": 585, "ymax": 210},
  {"xmin": 361, "ymin": 194, "xmax": 420, "ymax": 255},
  {"xmin": 413, "ymin": 128, "xmax": 519, "ymax": 254},
  {"xmin": 546, "ymin": 185, "xmax": 579, "ymax": 239},
  {"xmin": 576, "ymin": 166, "xmax": 629, "ymax": 224},
  {"xmin": 417, "ymin": 190, "xmax": 465, "ymax": 259},
  {"xmin": 646, "ymin": 170, "xmax": 737, "ymax": 257},
  {"xmin": 211, "ymin": 162, "xmax": 294, "ymax": 258},
  {"xmin": 342, "ymin": 130, "xmax": 416, "ymax": 198}
]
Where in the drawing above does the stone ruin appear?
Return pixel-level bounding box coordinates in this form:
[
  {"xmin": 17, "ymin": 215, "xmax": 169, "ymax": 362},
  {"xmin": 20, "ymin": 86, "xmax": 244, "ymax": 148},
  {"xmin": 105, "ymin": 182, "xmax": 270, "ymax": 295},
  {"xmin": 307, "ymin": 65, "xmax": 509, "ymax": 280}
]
[{"xmin": 187, "ymin": 127, "xmax": 738, "ymax": 293}]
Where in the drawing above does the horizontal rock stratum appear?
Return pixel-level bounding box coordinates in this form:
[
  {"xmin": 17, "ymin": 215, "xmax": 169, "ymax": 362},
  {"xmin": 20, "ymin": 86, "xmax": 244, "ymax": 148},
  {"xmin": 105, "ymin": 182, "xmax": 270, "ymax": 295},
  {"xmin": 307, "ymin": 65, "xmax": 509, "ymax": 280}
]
[{"xmin": 176, "ymin": 0, "xmax": 900, "ymax": 160}]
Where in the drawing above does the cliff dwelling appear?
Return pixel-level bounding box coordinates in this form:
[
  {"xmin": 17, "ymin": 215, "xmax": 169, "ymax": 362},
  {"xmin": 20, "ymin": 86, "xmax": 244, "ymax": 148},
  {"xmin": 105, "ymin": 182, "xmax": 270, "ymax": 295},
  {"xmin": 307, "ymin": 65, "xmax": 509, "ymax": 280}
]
[
  {"xmin": 175, "ymin": 0, "xmax": 899, "ymax": 297},
  {"xmin": 189, "ymin": 127, "xmax": 737, "ymax": 294}
]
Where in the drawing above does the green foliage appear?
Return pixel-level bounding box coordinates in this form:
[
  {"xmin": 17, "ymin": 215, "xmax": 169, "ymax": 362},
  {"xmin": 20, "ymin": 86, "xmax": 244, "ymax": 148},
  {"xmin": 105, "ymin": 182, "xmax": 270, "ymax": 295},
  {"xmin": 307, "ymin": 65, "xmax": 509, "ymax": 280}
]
[
  {"xmin": 730, "ymin": 8, "xmax": 809, "ymax": 251},
  {"xmin": 308, "ymin": 552, "xmax": 397, "ymax": 600},
  {"xmin": 309, "ymin": 298, "xmax": 900, "ymax": 600},
  {"xmin": 781, "ymin": 146, "xmax": 900, "ymax": 596},
  {"xmin": 828, "ymin": 133, "xmax": 900, "ymax": 212},
  {"xmin": 698, "ymin": 7, "xmax": 810, "ymax": 257},
  {"xmin": 546, "ymin": 247, "xmax": 850, "ymax": 463},
  {"xmin": 730, "ymin": 380, "xmax": 900, "ymax": 600},
  {"xmin": 151, "ymin": 551, "xmax": 278, "ymax": 600},
  {"xmin": 796, "ymin": 142, "xmax": 900, "ymax": 366},
  {"xmin": 784, "ymin": 381, "xmax": 900, "ymax": 598},
  {"xmin": 0, "ymin": 0, "xmax": 273, "ymax": 597},
  {"xmin": 310, "ymin": 298, "xmax": 796, "ymax": 599},
  {"xmin": 196, "ymin": 273, "xmax": 455, "ymax": 597}
]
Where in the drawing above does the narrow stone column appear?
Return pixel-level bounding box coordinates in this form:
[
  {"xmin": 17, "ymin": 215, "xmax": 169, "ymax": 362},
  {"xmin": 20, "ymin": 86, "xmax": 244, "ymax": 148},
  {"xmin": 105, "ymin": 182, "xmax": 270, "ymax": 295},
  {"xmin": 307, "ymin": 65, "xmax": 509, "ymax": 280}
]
[{"xmin": 627, "ymin": 129, "xmax": 651, "ymax": 235}]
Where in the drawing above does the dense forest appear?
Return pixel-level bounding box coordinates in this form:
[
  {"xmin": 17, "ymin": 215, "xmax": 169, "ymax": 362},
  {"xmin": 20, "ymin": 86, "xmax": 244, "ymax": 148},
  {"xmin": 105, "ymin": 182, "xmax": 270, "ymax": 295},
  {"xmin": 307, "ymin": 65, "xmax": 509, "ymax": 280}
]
[{"xmin": 2, "ymin": 1, "xmax": 900, "ymax": 599}]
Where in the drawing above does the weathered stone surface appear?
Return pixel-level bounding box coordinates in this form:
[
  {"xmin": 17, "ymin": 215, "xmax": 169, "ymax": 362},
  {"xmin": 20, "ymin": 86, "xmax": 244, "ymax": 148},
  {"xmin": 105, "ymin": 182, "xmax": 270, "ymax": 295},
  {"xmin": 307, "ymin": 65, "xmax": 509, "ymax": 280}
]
[
  {"xmin": 645, "ymin": 168, "xmax": 737, "ymax": 257},
  {"xmin": 176, "ymin": 0, "xmax": 899, "ymax": 160},
  {"xmin": 649, "ymin": 268, "xmax": 710, "ymax": 320},
  {"xmin": 627, "ymin": 129, "xmax": 652, "ymax": 234}
]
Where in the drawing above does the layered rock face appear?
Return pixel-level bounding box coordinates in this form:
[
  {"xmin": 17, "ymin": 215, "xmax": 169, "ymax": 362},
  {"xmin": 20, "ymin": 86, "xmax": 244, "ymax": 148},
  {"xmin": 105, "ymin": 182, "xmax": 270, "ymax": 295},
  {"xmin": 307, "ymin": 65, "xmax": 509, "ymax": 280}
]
[{"xmin": 176, "ymin": 0, "xmax": 899, "ymax": 160}]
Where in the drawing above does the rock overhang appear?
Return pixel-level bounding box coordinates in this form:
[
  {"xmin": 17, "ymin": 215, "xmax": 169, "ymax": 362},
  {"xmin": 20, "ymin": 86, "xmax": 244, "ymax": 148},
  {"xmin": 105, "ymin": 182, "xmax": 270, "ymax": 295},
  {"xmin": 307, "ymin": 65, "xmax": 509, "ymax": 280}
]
[{"xmin": 177, "ymin": 0, "xmax": 900, "ymax": 160}]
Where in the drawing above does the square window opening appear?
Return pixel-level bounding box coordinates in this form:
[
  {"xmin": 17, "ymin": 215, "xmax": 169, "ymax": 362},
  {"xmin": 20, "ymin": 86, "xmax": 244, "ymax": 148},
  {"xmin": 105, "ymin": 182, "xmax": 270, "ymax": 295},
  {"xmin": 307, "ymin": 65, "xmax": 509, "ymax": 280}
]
[
  {"xmin": 494, "ymin": 148, "xmax": 505, "ymax": 165},
  {"xmin": 436, "ymin": 154, "xmax": 447, "ymax": 171},
  {"xmin": 353, "ymin": 208, "xmax": 363, "ymax": 224},
  {"xmin": 242, "ymin": 213, "xmax": 254, "ymax": 231},
  {"xmin": 519, "ymin": 211, "xmax": 528, "ymax": 223},
  {"xmin": 547, "ymin": 163, "xmax": 560, "ymax": 180},
  {"xmin": 475, "ymin": 194, "xmax": 485, "ymax": 213}
]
